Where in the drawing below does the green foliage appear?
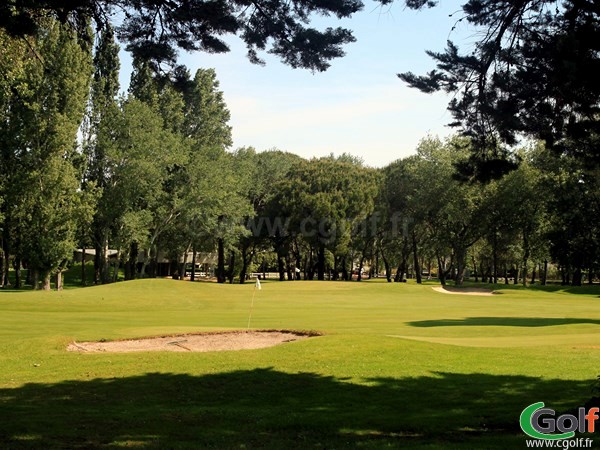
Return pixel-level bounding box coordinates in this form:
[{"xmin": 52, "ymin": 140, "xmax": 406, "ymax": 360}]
[
  {"xmin": 1, "ymin": 0, "xmax": 372, "ymax": 71},
  {"xmin": 399, "ymin": 0, "xmax": 600, "ymax": 179},
  {"xmin": 380, "ymin": 137, "xmax": 484, "ymax": 284},
  {"xmin": 1, "ymin": 20, "xmax": 93, "ymax": 287},
  {"xmin": 96, "ymin": 97, "xmax": 185, "ymax": 259},
  {"xmin": 185, "ymin": 68, "xmax": 232, "ymax": 151},
  {"xmin": 278, "ymin": 156, "xmax": 379, "ymax": 279}
]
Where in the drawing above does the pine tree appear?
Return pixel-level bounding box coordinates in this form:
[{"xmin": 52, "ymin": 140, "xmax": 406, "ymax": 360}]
[
  {"xmin": 399, "ymin": 0, "xmax": 600, "ymax": 180},
  {"xmin": 1, "ymin": 0, "xmax": 363, "ymax": 71}
]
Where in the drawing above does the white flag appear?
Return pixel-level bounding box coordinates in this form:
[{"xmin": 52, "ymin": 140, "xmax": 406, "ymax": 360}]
[{"xmin": 255, "ymin": 277, "xmax": 261, "ymax": 290}]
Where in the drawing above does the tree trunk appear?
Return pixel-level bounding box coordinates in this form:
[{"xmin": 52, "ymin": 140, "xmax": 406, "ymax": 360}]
[
  {"xmin": 542, "ymin": 260, "xmax": 548, "ymax": 285},
  {"xmin": 127, "ymin": 242, "xmax": 139, "ymax": 280},
  {"xmin": 1, "ymin": 231, "xmax": 9, "ymax": 287},
  {"xmin": 412, "ymin": 232, "xmax": 422, "ymax": 284},
  {"xmin": 305, "ymin": 248, "xmax": 313, "ymax": 280},
  {"xmin": 180, "ymin": 249, "xmax": 189, "ymax": 281},
  {"xmin": 394, "ymin": 260, "xmax": 403, "ymax": 283},
  {"xmin": 239, "ymin": 244, "xmax": 254, "ymax": 284},
  {"xmin": 14, "ymin": 256, "xmax": 21, "ymax": 289},
  {"xmin": 472, "ymin": 254, "xmax": 478, "ymax": 282},
  {"xmin": 32, "ymin": 270, "xmax": 39, "ymax": 290},
  {"xmin": 492, "ymin": 231, "xmax": 498, "ymax": 284},
  {"xmin": 455, "ymin": 247, "xmax": 466, "ymax": 285},
  {"xmin": 514, "ymin": 266, "xmax": 519, "ymax": 284},
  {"xmin": 277, "ymin": 253, "xmax": 285, "ymax": 281},
  {"xmin": 357, "ymin": 256, "xmax": 365, "ymax": 282},
  {"xmin": 572, "ymin": 267, "xmax": 582, "ymax": 286},
  {"xmin": 139, "ymin": 248, "xmax": 150, "ymax": 279},
  {"xmin": 81, "ymin": 246, "xmax": 87, "ymax": 286},
  {"xmin": 504, "ymin": 265, "xmax": 509, "ymax": 284},
  {"xmin": 191, "ymin": 247, "xmax": 197, "ymax": 282},
  {"xmin": 150, "ymin": 240, "xmax": 160, "ymax": 278},
  {"xmin": 437, "ymin": 256, "xmax": 446, "ymax": 286},
  {"xmin": 217, "ymin": 238, "xmax": 226, "ymax": 283},
  {"xmin": 455, "ymin": 260, "xmax": 464, "ymax": 285},
  {"xmin": 112, "ymin": 255, "xmax": 120, "ymax": 283},
  {"xmin": 317, "ymin": 245, "xmax": 325, "ymax": 280},
  {"xmin": 0, "ymin": 244, "xmax": 10, "ymax": 287},
  {"xmin": 169, "ymin": 260, "xmax": 178, "ymax": 279},
  {"xmin": 56, "ymin": 271, "xmax": 63, "ymax": 291},
  {"xmin": 101, "ymin": 237, "xmax": 110, "ymax": 284},
  {"xmin": 0, "ymin": 248, "xmax": 4, "ymax": 288},
  {"xmin": 588, "ymin": 269, "xmax": 593, "ymax": 285},
  {"xmin": 239, "ymin": 256, "xmax": 248, "ymax": 284},
  {"xmin": 227, "ymin": 251, "xmax": 235, "ymax": 284},
  {"xmin": 331, "ymin": 256, "xmax": 339, "ymax": 281},
  {"xmin": 530, "ymin": 264, "xmax": 536, "ymax": 285},
  {"xmin": 341, "ymin": 256, "xmax": 349, "ymax": 281},
  {"xmin": 286, "ymin": 256, "xmax": 293, "ymax": 281},
  {"xmin": 93, "ymin": 229, "xmax": 103, "ymax": 284},
  {"xmin": 42, "ymin": 272, "xmax": 51, "ymax": 291},
  {"xmin": 383, "ymin": 258, "xmax": 392, "ymax": 282},
  {"xmin": 0, "ymin": 252, "xmax": 7, "ymax": 288},
  {"xmin": 522, "ymin": 232, "xmax": 530, "ymax": 287}
]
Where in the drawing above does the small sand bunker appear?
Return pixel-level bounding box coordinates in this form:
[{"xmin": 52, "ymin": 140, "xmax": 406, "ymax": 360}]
[
  {"xmin": 432, "ymin": 286, "xmax": 496, "ymax": 296},
  {"xmin": 68, "ymin": 330, "xmax": 319, "ymax": 353}
]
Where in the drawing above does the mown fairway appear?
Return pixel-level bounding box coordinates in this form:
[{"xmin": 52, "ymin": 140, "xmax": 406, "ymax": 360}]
[{"xmin": 0, "ymin": 279, "xmax": 599, "ymax": 448}]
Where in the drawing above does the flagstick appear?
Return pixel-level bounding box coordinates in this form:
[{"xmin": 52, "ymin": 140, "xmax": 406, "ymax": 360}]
[{"xmin": 247, "ymin": 284, "xmax": 257, "ymax": 329}]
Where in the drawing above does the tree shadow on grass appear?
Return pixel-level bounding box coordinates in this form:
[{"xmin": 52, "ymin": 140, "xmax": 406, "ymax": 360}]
[
  {"xmin": 0, "ymin": 369, "xmax": 594, "ymax": 449},
  {"xmin": 409, "ymin": 317, "xmax": 600, "ymax": 328}
]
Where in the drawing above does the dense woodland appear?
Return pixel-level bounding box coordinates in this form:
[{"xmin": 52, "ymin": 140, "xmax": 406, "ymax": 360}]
[{"xmin": 1, "ymin": 7, "xmax": 599, "ymax": 290}]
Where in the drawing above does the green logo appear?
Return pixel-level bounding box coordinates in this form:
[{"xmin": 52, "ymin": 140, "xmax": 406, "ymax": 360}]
[{"xmin": 520, "ymin": 402, "xmax": 597, "ymax": 440}]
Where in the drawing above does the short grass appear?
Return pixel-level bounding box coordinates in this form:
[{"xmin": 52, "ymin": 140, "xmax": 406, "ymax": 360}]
[{"xmin": 0, "ymin": 279, "xmax": 599, "ymax": 448}]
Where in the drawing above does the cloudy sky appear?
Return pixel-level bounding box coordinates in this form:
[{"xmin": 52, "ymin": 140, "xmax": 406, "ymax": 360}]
[{"xmin": 120, "ymin": 0, "xmax": 471, "ymax": 167}]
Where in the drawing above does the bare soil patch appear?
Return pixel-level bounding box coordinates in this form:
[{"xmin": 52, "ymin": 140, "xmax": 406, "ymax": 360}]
[
  {"xmin": 68, "ymin": 330, "xmax": 319, "ymax": 353},
  {"xmin": 432, "ymin": 286, "xmax": 496, "ymax": 296}
]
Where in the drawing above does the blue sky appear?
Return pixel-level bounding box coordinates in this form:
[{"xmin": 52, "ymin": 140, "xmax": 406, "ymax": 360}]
[{"xmin": 120, "ymin": 0, "xmax": 470, "ymax": 167}]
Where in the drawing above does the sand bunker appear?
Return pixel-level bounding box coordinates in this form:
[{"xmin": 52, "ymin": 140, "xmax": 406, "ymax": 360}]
[
  {"xmin": 431, "ymin": 286, "xmax": 496, "ymax": 296},
  {"xmin": 68, "ymin": 330, "xmax": 319, "ymax": 353}
]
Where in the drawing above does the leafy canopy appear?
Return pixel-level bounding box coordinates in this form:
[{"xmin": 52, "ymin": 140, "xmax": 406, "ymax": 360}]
[
  {"xmin": 399, "ymin": 0, "xmax": 600, "ymax": 180},
  {"xmin": 2, "ymin": 0, "xmax": 385, "ymax": 71}
]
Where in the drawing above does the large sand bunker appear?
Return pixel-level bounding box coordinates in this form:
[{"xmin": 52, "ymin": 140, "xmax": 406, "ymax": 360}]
[
  {"xmin": 68, "ymin": 330, "xmax": 319, "ymax": 353},
  {"xmin": 431, "ymin": 286, "xmax": 497, "ymax": 296}
]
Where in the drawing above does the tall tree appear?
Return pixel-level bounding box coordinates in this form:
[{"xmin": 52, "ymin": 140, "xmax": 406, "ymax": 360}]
[
  {"xmin": 399, "ymin": 0, "xmax": 600, "ymax": 180},
  {"xmin": 2, "ymin": 0, "xmax": 368, "ymax": 71},
  {"xmin": 0, "ymin": 29, "xmax": 30, "ymax": 287},
  {"xmin": 93, "ymin": 96, "xmax": 183, "ymax": 281},
  {"xmin": 4, "ymin": 19, "xmax": 93, "ymax": 289},
  {"xmin": 280, "ymin": 156, "xmax": 378, "ymax": 281},
  {"xmin": 238, "ymin": 149, "xmax": 302, "ymax": 283},
  {"xmin": 84, "ymin": 25, "xmax": 121, "ymax": 284}
]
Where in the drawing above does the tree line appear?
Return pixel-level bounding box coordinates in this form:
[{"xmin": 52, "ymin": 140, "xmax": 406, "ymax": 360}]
[{"xmin": 1, "ymin": 19, "xmax": 598, "ymax": 290}]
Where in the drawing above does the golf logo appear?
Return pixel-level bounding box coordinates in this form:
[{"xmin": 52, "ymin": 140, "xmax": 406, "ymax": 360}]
[{"xmin": 520, "ymin": 402, "xmax": 598, "ymax": 441}]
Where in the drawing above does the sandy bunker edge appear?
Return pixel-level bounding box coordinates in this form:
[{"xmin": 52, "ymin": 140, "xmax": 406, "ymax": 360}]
[
  {"xmin": 68, "ymin": 329, "xmax": 322, "ymax": 353},
  {"xmin": 431, "ymin": 286, "xmax": 497, "ymax": 296}
]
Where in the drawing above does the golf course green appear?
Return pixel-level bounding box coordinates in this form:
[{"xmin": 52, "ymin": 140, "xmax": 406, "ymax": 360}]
[{"xmin": 1, "ymin": 279, "xmax": 598, "ymax": 448}]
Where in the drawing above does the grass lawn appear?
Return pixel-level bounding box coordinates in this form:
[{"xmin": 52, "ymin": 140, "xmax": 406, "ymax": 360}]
[{"xmin": 0, "ymin": 279, "xmax": 599, "ymax": 448}]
